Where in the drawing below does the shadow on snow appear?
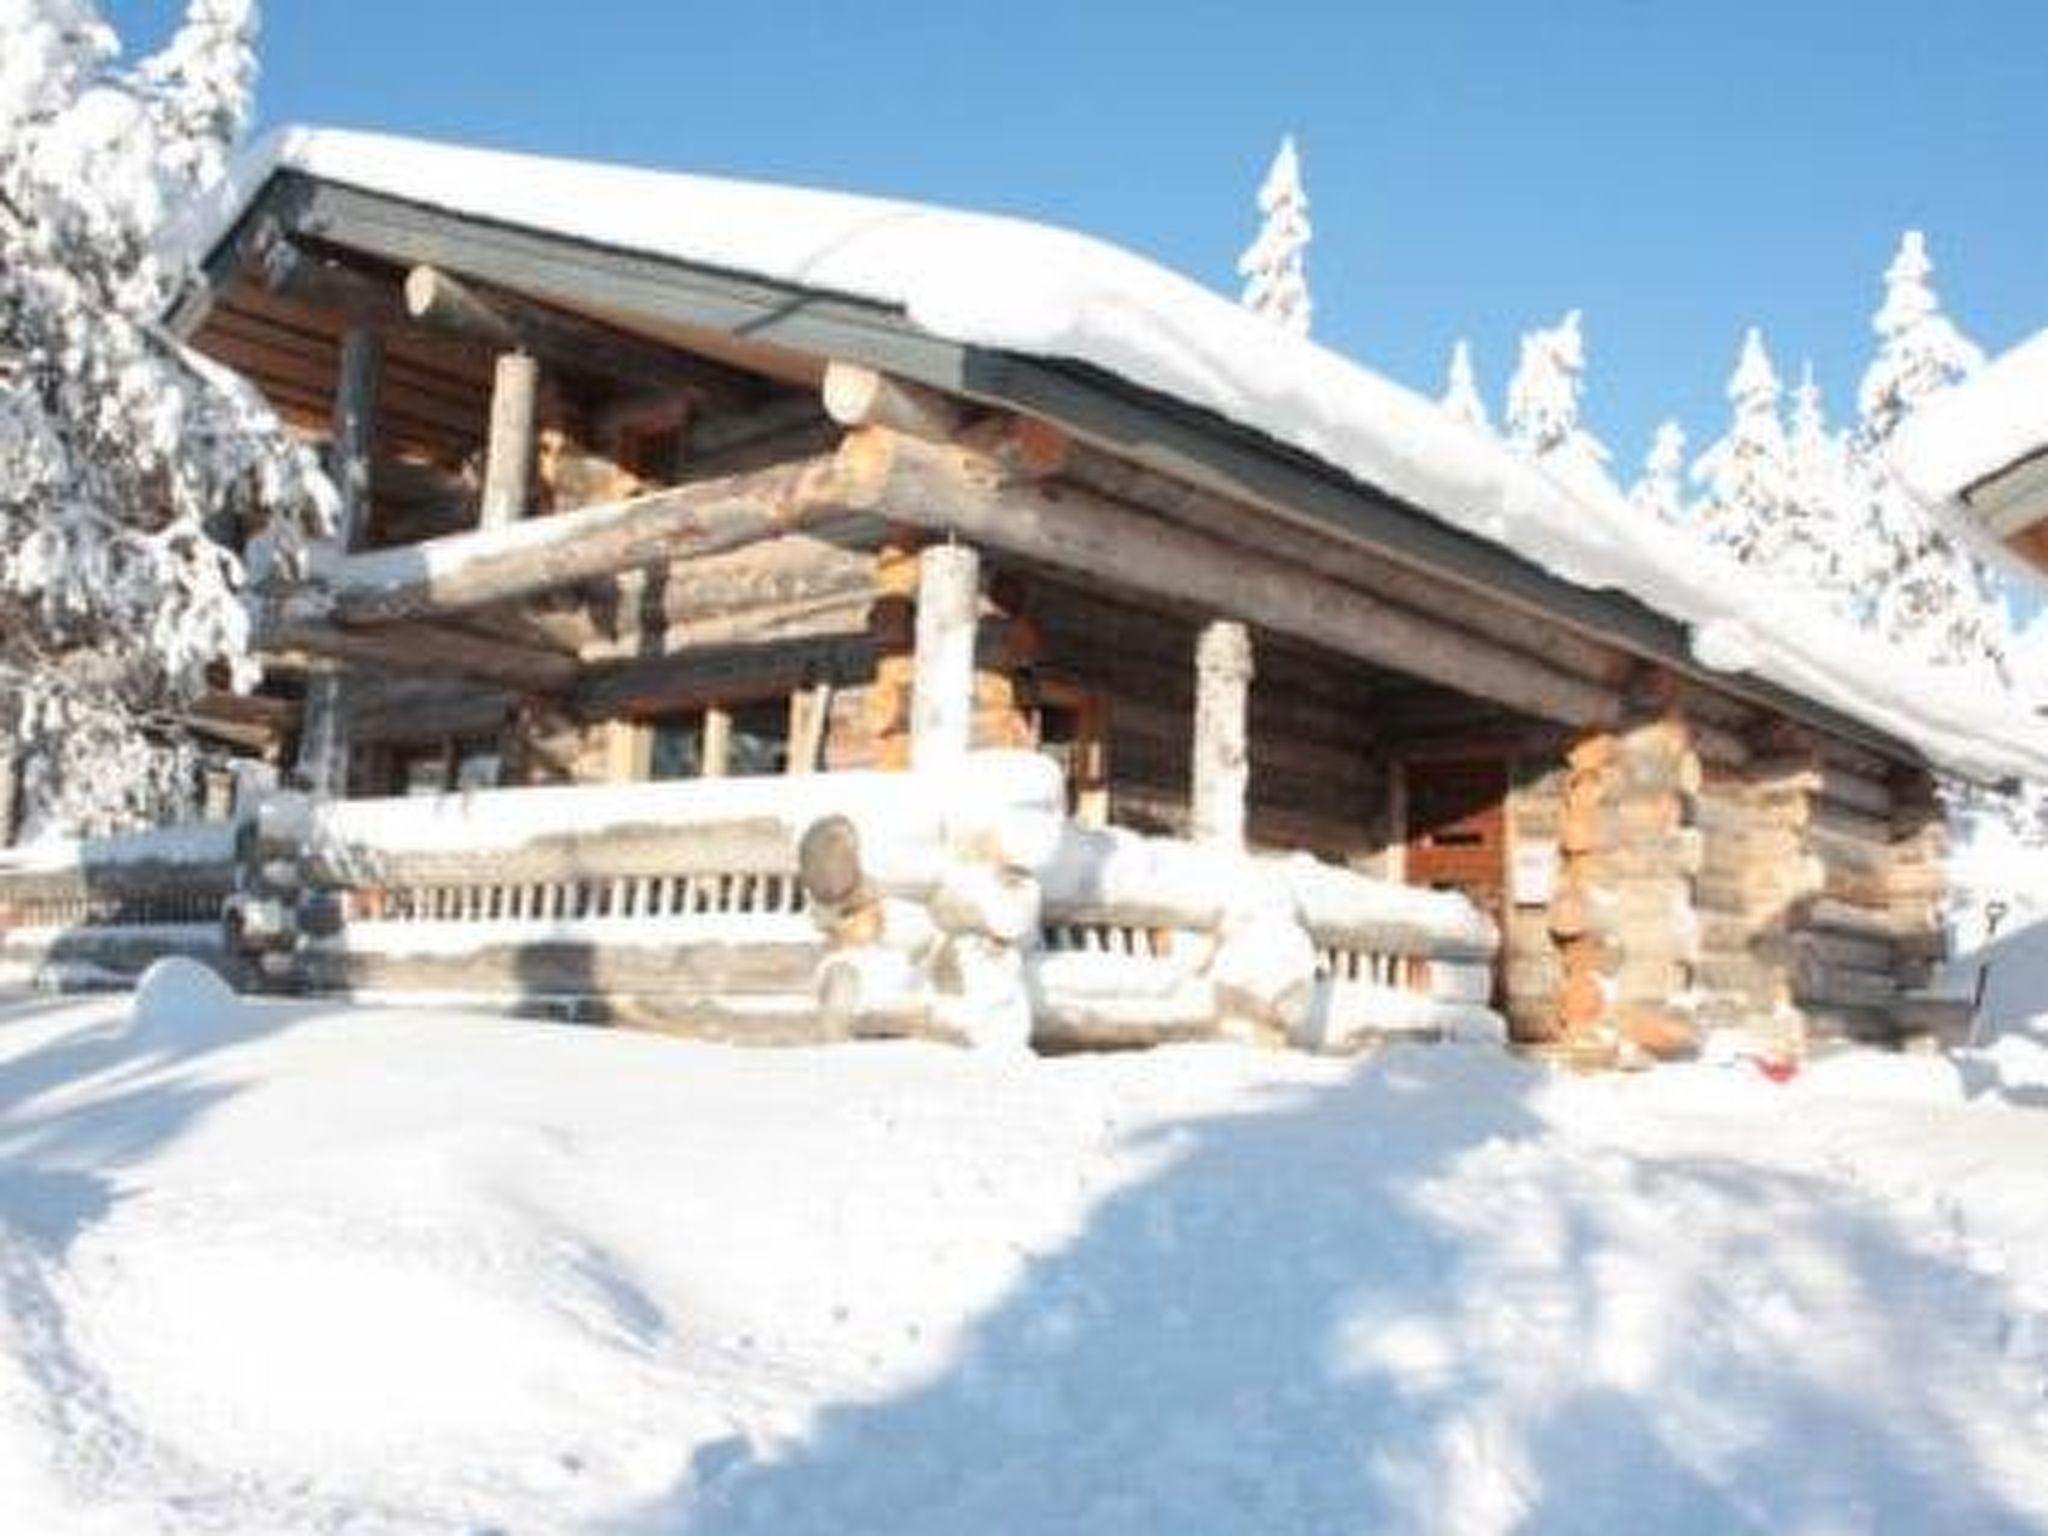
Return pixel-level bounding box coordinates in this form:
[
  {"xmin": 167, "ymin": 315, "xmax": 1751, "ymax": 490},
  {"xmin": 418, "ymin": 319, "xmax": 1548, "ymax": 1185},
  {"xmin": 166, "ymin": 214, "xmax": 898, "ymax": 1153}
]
[{"xmin": 619, "ymin": 1047, "xmax": 2044, "ymax": 1536}]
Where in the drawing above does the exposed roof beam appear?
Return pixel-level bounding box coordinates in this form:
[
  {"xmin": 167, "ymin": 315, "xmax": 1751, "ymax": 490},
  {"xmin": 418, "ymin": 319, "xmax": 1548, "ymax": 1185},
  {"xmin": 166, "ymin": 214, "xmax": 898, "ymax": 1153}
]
[
  {"xmin": 843, "ymin": 426, "xmax": 1623, "ymax": 731},
  {"xmin": 267, "ymin": 447, "xmax": 885, "ymax": 629},
  {"xmin": 260, "ymin": 617, "xmax": 580, "ymax": 692}
]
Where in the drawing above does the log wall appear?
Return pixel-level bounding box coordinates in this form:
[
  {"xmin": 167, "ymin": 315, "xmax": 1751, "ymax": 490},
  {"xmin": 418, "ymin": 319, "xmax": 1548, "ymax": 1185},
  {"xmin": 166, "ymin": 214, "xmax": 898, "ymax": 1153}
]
[
  {"xmin": 1550, "ymin": 710, "xmax": 1704, "ymax": 1063},
  {"xmin": 1687, "ymin": 730, "xmax": 1951, "ymax": 1051}
]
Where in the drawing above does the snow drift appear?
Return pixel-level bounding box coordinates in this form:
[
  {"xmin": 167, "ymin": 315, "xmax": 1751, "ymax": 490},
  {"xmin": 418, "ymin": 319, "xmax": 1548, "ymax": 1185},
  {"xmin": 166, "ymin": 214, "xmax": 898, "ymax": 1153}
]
[{"xmin": 0, "ymin": 987, "xmax": 2043, "ymax": 1532}]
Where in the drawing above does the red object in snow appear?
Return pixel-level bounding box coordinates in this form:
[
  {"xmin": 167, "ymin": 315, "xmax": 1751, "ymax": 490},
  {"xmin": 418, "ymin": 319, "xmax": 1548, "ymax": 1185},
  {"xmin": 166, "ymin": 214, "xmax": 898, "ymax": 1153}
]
[{"xmin": 1752, "ymin": 1055, "xmax": 1799, "ymax": 1084}]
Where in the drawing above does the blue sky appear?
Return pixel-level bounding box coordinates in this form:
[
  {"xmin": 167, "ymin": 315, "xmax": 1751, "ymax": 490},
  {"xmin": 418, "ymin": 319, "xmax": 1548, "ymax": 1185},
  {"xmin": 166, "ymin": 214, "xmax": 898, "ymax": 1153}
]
[{"xmin": 115, "ymin": 0, "xmax": 2047, "ymax": 475}]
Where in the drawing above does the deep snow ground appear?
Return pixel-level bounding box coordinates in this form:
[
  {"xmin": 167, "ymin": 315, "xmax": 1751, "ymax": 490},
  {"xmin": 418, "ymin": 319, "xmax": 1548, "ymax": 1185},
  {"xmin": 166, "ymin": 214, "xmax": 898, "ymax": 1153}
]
[{"xmin": 0, "ymin": 972, "xmax": 2043, "ymax": 1534}]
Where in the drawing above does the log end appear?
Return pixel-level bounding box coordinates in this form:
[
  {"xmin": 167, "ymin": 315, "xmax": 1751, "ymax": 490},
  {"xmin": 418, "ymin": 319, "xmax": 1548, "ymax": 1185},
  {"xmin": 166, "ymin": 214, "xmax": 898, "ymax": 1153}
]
[{"xmin": 797, "ymin": 815, "xmax": 865, "ymax": 909}]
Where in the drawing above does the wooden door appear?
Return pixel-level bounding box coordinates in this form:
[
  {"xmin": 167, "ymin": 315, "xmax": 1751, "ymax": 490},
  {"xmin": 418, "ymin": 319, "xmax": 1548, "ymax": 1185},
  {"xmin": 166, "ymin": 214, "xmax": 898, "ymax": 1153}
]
[{"xmin": 1403, "ymin": 756, "xmax": 1510, "ymax": 935}]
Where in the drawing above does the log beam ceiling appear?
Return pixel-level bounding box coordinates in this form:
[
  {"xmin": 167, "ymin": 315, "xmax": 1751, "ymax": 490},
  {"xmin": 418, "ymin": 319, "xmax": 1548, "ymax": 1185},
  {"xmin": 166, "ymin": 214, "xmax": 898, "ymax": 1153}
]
[{"xmin": 249, "ymin": 237, "xmax": 765, "ymax": 405}]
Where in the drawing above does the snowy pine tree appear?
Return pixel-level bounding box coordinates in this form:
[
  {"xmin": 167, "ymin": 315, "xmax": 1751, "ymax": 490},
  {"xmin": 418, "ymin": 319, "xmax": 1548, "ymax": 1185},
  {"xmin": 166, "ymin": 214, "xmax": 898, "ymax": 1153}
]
[
  {"xmin": 1440, "ymin": 339, "xmax": 1491, "ymax": 433},
  {"xmin": 1848, "ymin": 232, "xmax": 2006, "ymax": 675},
  {"xmin": 1857, "ymin": 231, "xmax": 1986, "ymax": 442},
  {"xmin": 1237, "ymin": 135, "xmax": 1311, "ymax": 337},
  {"xmin": 1780, "ymin": 363, "xmax": 1855, "ymax": 599},
  {"xmin": 1691, "ymin": 328, "xmax": 1792, "ymax": 564},
  {"xmin": 1505, "ymin": 310, "xmax": 1611, "ymax": 492},
  {"xmin": 1629, "ymin": 421, "xmax": 1688, "ymax": 523},
  {"xmin": 0, "ymin": 0, "xmax": 332, "ymax": 837}
]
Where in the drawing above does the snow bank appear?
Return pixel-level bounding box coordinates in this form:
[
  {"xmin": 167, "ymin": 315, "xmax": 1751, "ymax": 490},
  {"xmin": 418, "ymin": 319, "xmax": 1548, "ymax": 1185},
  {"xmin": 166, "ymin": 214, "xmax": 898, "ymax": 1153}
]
[
  {"xmin": 0, "ymin": 991, "xmax": 2044, "ymax": 1532},
  {"xmin": 127, "ymin": 957, "xmax": 242, "ymax": 1048},
  {"xmin": 183, "ymin": 129, "xmax": 2048, "ymax": 780}
]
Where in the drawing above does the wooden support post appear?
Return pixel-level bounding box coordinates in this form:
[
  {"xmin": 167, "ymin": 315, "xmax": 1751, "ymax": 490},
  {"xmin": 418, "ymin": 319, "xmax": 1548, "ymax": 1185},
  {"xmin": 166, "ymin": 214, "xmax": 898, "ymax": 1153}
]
[
  {"xmin": 294, "ymin": 325, "xmax": 379, "ymax": 797},
  {"xmin": 480, "ymin": 351, "xmax": 540, "ymax": 529},
  {"xmin": 701, "ymin": 705, "xmax": 733, "ymax": 778},
  {"xmin": 0, "ymin": 742, "xmax": 17, "ymax": 847},
  {"xmin": 1191, "ymin": 620, "xmax": 1253, "ymax": 851},
  {"xmin": 912, "ymin": 543, "xmax": 979, "ymax": 772},
  {"xmin": 790, "ymin": 682, "xmax": 832, "ymax": 775}
]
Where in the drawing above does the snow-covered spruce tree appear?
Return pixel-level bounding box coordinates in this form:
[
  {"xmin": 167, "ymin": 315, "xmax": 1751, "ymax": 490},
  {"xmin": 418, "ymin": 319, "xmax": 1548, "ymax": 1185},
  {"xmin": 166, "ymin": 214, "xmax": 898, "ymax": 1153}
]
[
  {"xmin": 1440, "ymin": 338, "xmax": 1491, "ymax": 433},
  {"xmin": 0, "ymin": 0, "xmax": 331, "ymax": 838},
  {"xmin": 1844, "ymin": 231, "xmax": 2036, "ymax": 953},
  {"xmin": 1237, "ymin": 134, "xmax": 1311, "ymax": 337},
  {"xmin": 1690, "ymin": 328, "xmax": 1792, "ymax": 565},
  {"xmin": 1780, "ymin": 362, "xmax": 1856, "ymax": 600},
  {"xmin": 1505, "ymin": 309, "xmax": 1612, "ymax": 494},
  {"xmin": 1628, "ymin": 420, "xmax": 1687, "ymax": 523},
  {"xmin": 1849, "ymin": 231, "xmax": 2006, "ymax": 675}
]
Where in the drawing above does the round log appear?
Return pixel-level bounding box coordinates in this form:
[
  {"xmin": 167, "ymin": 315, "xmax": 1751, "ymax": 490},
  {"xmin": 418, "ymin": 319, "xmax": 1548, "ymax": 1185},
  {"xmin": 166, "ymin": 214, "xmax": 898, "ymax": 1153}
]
[{"xmin": 798, "ymin": 814, "xmax": 865, "ymax": 909}]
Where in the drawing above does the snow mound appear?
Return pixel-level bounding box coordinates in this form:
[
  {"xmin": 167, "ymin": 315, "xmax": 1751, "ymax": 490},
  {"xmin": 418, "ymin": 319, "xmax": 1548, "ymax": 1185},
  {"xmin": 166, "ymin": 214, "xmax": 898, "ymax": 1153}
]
[
  {"xmin": 2, "ymin": 998, "xmax": 2044, "ymax": 1531},
  {"xmin": 128, "ymin": 957, "xmax": 243, "ymax": 1047},
  {"xmin": 68, "ymin": 1122, "xmax": 688, "ymax": 1507}
]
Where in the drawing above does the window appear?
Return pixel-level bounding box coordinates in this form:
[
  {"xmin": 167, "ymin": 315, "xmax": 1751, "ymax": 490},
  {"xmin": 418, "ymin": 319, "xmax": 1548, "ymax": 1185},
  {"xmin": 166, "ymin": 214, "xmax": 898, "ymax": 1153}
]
[
  {"xmin": 452, "ymin": 740, "xmax": 502, "ymax": 791},
  {"xmin": 1033, "ymin": 679, "xmax": 1108, "ymax": 825},
  {"xmin": 381, "ymin": 735, "xmax": 502, "ymax": 797},
  {"xmin": 637, "ymin": 697, "xmax": 792, "ymax": 780},
  {"xmin": 647, "ymin": 711, "xmax": 705, "ymax": 781},
  {"xmin": 727, "ymin": 698, "xmax": 790, "ymax": 776},
  {"xmin": 395, "ymin": 744, "xmax": 451, "ymax": 798}
]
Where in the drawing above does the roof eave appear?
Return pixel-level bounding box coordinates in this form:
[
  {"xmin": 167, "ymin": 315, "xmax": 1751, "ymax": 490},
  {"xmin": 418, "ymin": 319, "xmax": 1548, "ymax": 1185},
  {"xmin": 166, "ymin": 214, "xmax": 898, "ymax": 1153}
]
[{"xmin": 198, "ymin": 164, "xmax": 1951, "ymax": 779}]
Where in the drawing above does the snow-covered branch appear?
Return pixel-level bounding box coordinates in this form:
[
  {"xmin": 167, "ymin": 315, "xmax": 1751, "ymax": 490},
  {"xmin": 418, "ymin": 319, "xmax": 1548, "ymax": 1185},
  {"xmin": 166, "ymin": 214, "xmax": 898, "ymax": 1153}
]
[{"xmin": 0, "ymin": 0, "xmax": 332, "ymax": 837}]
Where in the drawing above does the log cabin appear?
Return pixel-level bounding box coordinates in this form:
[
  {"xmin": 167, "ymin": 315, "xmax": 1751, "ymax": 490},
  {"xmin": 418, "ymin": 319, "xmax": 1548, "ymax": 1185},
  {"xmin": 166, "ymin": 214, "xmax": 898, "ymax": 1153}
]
[{"xmin": 13, "ymin": 127, "xmax": 2048, "ymax": 1062}]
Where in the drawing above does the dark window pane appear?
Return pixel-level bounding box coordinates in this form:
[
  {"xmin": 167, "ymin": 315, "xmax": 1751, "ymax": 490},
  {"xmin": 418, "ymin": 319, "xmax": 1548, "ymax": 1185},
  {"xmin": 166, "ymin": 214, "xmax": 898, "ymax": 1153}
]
[
  {"xmin": 453, "ymin": 741, "xmax": 501, "ymax": 791},
  {"xmin": 398, "ymin": 749, "xmax": 446, "ymax": 797},
  {"xmin": 728, "ymin": 698, "xmax": 789, "ymax": 776},
  {"xmin": 648, "ymin": 713, "xmax": 703, "ymax": 780}
]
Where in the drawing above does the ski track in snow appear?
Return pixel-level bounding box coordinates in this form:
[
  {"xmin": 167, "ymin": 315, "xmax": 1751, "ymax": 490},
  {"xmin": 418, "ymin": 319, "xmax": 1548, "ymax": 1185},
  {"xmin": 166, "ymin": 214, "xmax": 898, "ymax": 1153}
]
[{"xmin": 0, "ymin": 986, "xmax": 2043, "ymax": 1534}]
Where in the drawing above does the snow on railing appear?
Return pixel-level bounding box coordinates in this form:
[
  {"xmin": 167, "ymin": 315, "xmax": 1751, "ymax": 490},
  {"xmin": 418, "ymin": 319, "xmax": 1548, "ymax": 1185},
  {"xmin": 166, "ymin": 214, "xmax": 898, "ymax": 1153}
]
[
  {"xmin": 0, "ymin": 754, "xmax": 1504, "ymax": 1052},
  {"xmin": 0, "ymin": 822, "xmax": 239, "ymax": 987},
  {"xmin": 804, "ymin": 766, "xmax": 1505, "ymax": 1053}
]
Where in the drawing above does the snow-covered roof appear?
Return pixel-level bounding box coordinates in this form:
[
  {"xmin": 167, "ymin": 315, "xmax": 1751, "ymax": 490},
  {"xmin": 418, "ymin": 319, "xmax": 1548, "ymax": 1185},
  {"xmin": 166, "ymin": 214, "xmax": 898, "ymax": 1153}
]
[
  {"xmin": 1893, "ymin": 329, "xmax": 2048, "ymax": 530},
  {"xmin": 189, "ymin": 128, "xmax": 2048, "ymax": 782}
]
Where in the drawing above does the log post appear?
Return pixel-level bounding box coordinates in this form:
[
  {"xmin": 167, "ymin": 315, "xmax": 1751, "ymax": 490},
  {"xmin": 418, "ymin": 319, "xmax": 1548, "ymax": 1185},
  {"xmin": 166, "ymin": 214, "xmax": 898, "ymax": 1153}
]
[
  {"xmin": 480, "ymin": 351, "xmax": 540, "ymax": 529},
  {"xmin": 294, "ymin": 325, "xmax": 379, "ymax": 797},
  {"xmin": 1191, "ymin": 620, "xmax": 1253, "ymax": 851},
  {"xmin": 0, "ymin": 742, "xmax": 17, "ymax": 847},
  {"xmin": 701, "ymin": 705, "xmax": 733, "ymax": 778},
  {"xmin": 911, "ymin": 543, "xmax": 979, "ymax": 772}
]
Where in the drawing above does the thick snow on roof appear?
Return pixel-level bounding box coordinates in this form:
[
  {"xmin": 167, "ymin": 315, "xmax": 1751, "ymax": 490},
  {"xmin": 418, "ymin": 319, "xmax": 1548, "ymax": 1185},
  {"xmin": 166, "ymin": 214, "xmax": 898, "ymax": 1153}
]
[
  {"xmin": 1894, "ymin": 328, "xmax": 2048, "ymax": 511},
  {"xmin": 192, "ymin": 128, "xmax": 2048, "ymax": 780}
]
